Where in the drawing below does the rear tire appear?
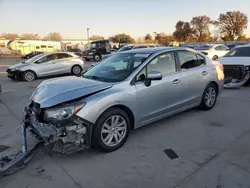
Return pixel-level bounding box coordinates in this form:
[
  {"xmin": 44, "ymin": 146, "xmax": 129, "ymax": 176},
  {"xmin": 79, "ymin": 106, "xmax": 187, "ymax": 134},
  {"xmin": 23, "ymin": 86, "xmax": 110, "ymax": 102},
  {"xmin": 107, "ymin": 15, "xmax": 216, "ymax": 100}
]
[
  {"xmin": 94, "ymin": 54, "xmax": 101, "ymax": 62},
  {"xmin": 92, "ymin": 108, "xmax": 131, "ymax": 152},
  {"xmin": 71, "ymin": 65, "xmax": 82, "ymax": 75},
  {"xmin": 212, "ymin": 55, "xmax": 218, "ymax": 60},
  {"xmin": 22, "ymin": 70, "xmax": 36, "ymax": 82},
  {"xmin": 199, "ymin": 83, "xmax": 218, "ymax": 110}
]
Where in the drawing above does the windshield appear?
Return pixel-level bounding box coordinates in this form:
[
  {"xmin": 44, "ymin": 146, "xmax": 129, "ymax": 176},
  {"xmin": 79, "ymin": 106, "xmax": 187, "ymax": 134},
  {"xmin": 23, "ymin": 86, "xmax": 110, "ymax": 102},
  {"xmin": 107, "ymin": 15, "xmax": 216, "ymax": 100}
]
[
  {"xmin": 118, "ymin": 46, "xmax": 133, "ymax": 52},
  {"xmin": 23, "ymin": 53, "xmax": 45, "ymax": 63},
  {"xmin": 195, "ymin": 45, "xmax": 213, "ymax": 51},
  {"xmin": 82, "ymin": 53, "xmax": 151, "ymax": 82},
  {"xmin": 89, "ymin": 43, "xmax": 97, "ymax": 49},
  {"xmin": 224, "ymin": 47, "xmax": 250, "ymax": 57}
]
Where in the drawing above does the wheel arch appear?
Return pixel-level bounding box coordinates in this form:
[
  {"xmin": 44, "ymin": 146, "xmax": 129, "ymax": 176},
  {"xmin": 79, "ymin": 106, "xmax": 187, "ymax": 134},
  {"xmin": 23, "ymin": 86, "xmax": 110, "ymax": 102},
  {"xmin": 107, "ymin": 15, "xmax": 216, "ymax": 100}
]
[
  {"xmin": 98, "ymin": 104, "xmax": 135, "ymax": 130},
  {"xmin": 22, "ymin": 69, "xmax": 38, "ymax": 79},
  {"xmin": 71, "ymin": 64, "xmax": 83, "ymax": 71},
  {"xmin": 209, "ymin": 81, "xmax": 219, "ymax": 94}
]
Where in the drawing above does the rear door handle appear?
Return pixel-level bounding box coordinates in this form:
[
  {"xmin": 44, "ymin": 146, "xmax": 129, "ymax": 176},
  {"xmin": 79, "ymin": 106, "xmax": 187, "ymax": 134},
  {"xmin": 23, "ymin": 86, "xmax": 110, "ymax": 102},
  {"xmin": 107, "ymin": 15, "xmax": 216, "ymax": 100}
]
[
  {"xmin": 201, "ymin": 71, "xmax": 208, "ymax": 75},
  {"xmin": 172, "ymin": 79, "xmax": 181, "ymax": 84}
]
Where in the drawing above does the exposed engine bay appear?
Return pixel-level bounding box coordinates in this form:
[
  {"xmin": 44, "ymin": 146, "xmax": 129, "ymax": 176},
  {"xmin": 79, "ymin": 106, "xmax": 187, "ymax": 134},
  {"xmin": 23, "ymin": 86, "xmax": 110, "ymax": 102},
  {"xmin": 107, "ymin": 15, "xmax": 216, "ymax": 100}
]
[{"xmin": 223, "ymin": 64, "xmax": 250, "ymax": 88}]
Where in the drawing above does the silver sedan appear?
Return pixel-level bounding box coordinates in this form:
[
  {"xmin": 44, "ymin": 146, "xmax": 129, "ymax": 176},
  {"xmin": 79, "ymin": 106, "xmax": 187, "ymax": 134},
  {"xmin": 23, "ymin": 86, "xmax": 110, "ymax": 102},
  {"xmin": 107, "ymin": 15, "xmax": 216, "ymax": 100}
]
[
  {"xmin": 7, "ymin": 52, "xmax": 84, "ymax": 81},
  {"xmin": 24, "ymin": 47, "xmax": 224, "ymax": 153}
]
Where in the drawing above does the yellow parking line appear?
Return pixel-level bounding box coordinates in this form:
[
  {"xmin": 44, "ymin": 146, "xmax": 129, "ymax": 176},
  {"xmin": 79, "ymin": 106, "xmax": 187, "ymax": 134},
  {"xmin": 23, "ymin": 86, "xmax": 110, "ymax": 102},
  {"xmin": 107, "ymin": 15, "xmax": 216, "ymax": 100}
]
[
  {"xmin": 0, "ymin": 65, "xmax": 11, "ymax": 67},
  {"xmin": 0, "ymin": 72, "xmax": 6, "ymax": 74}
]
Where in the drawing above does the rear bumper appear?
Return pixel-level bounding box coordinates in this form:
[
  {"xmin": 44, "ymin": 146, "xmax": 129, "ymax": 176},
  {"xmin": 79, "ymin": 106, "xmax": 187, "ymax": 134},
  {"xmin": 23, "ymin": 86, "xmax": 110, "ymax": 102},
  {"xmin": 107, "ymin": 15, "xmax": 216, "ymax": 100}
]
[{"xmin": 223, "ymin": 65, "xmax": 250, "ymax": 88}]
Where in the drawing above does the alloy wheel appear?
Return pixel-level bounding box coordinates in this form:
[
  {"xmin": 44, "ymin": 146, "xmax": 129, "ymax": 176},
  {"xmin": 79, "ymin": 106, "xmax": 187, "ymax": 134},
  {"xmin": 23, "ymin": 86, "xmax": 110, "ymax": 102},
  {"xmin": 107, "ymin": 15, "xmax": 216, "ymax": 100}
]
[
  {"xmin": 72, "ymin": 66, "xmax": 81, "ymax": 75},
  {"xmin": 24, "ymin": 71, "xmax": 35, "ymax": 81},
  {"xmin": 205, "ymin": 87, "xmax": 216, "ymax": 107},
  {"xmin": 101, "ymin": 115, "xmax": 127, "ymax": 147}
]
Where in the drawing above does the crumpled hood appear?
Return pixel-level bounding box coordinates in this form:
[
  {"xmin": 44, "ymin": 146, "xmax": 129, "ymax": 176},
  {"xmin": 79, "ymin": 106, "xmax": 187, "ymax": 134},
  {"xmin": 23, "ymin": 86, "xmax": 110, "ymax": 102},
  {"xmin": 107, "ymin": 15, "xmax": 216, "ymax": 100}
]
[
  {"xmin": 218, "ymin": 57, "xmax": 250, "ymax": 66},
  {"xmin": 9, "ymin": 62, "xmax": 29, "ymax": 70},
  {"xmin": 31, "ymin": 76, "xmax": 113, "ymax": 108}
]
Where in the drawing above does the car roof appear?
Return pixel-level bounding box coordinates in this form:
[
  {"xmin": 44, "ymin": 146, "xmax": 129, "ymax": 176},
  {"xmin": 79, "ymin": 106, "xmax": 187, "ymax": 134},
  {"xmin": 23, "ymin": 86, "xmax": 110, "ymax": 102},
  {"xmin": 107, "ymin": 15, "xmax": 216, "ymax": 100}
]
[
  {"xmin": 91, "ymin": 40, "xmax": 109, "ymax": 43},
  {"xmin": 42, "ymin": 51, "xmax": 77, "ymax": 57},
  {"xmin": 234, "ymin": 44, "xmax": 250, "ymax": 48},
  {"xmin": 119, "ymin": 47, "xmax": 195, "ymax": 54}
]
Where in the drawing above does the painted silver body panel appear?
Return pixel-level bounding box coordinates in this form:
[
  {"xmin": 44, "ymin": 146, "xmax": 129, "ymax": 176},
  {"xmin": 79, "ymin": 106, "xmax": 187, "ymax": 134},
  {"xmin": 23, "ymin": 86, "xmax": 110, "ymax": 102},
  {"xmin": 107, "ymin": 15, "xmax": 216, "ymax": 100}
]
[
  {"xmin": 31, "ymin": 76, "xmax": 113, "ymax": 108},
  {"xmin": 30, "ymin": 48, "xmax": 224, "ymax": 129}
]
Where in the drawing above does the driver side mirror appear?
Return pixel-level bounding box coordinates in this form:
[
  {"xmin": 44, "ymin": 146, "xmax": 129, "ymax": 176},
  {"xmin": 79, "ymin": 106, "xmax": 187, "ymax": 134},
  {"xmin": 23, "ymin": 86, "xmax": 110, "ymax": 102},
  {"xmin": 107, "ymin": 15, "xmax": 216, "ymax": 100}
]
[{"xmin": 145, "ymin": 71, "xmax": 163, "ymax": 87}]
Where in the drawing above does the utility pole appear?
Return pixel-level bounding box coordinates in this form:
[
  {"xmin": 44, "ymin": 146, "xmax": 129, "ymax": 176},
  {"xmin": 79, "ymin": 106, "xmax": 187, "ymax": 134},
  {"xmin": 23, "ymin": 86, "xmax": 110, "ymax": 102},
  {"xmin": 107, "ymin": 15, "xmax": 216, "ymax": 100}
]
[{"xmin": 87, "ymin": 28, "xmax": 90, "ymax": 43}]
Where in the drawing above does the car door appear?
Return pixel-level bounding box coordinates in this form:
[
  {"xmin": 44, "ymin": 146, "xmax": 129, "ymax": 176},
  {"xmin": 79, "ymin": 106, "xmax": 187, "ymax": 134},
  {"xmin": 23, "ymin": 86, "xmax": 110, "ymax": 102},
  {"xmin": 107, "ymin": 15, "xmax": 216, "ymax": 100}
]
[
  {"xmin": 33, "ymin": 54, "xmax": 58, "ymax": 77},
  {"xmin": 135, "ymin": 52, "xmax": 182, "ymax": 125},
  {"xmin": 55, "ymin": 53, "xmax": 74, "ymax": 74},
  {"xmin": 176, "ymin": 50, "xmax": 208, "ymax": 106}
]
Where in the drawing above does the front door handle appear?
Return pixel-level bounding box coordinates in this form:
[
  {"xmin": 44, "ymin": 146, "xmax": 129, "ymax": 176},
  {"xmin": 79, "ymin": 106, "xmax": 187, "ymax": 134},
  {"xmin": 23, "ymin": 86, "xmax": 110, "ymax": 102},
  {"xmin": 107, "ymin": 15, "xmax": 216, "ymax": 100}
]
[
  {"xmin": 172, "ymin": 79, "xmax": 181, "ymax": 84},
  {"xmin": 201, "ymin": 71, "xmax": 208, "ymax": 75}
]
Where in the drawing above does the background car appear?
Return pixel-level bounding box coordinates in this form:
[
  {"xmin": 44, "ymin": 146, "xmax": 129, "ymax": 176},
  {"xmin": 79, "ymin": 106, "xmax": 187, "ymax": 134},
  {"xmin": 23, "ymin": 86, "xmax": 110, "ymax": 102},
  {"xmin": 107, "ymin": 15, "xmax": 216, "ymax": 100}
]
[
  {"xmin": 218, "ymin": 44, "xmax": 250, "ymax": 87},
  {"xmin": 83, "ymin": 40, "xmax": 111, "ymax": 62},
  {"xmin": 22, "ymin": 51, "xmax": 43, "ymax": 59},
  {"xmin": 90, "ymin": 44, "xmax": 158, "ymax": 68},
  {"xmin": 26, "ymin": 47, "xmax": 224, "ymax": 153},
  {"xmin": 195, "ymin": 44, "xmax": 230, "ymax": 60},
  {"xmin": 7, "ymin": 52, "xmax": 84, "ymax": 81},
  {"xmin": 67, "ymin": 48, "xmax": 83, "ymax": 57}
]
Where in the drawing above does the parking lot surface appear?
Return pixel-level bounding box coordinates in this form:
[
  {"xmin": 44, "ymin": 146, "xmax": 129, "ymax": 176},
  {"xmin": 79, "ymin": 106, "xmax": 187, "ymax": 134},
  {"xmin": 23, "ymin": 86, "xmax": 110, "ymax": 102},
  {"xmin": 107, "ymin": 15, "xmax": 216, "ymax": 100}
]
[{"xmin": 1, "ymin": 58, "xmax": 250, "ymax": 188}]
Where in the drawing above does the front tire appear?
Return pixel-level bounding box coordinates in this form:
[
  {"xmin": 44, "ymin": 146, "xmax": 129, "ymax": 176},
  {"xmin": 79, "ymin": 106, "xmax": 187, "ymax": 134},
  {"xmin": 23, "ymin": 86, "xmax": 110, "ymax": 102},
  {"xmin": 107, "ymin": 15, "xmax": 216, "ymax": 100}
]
[
  {"xmin": 199, "ymin": 83, "xmax": 218, "ymax": 110},
  {"xmin": 92, "ymin": 108, "xmax": 131, "ymax": 152},
  {"xmin": 22, "ymin": 70, "xmax": 36, "ymax": 82}
]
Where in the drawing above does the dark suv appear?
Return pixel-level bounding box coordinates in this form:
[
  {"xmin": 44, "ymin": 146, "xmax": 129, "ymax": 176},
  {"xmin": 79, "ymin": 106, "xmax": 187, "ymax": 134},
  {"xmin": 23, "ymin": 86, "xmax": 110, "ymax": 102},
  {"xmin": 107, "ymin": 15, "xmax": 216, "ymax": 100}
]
[{"xmin": 83, "ymin": 40, "xmax": 111, "ymax": 61}]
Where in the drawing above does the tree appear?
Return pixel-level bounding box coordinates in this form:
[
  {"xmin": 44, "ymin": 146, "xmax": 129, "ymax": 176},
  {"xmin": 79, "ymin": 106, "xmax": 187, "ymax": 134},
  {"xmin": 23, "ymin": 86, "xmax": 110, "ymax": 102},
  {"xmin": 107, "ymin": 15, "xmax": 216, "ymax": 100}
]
[
  {"xmin": 144, "ymin": 34, "xmax": 153, "ymax": 41},
  {"xmin": 237, "ymin": 35, "xmax": 248, "ymax": 41},
  {"xmin": 155, "ymin": 33, "xmax": 175, "ymax": 45},
  {"xmin": 109, "ymin": 33, "xmax": 135, "ymax": 43},
  {"xmin": 191, "ymin": 16, "xmax": 212, "ymax": 42},
  {"xmin": 173, "ymin": 21, "xmax": 193, "ymax": 42},
  {"xmin": 0, "ymin": 33, "xmax": 19, "ymax": 39},
  {"xmin": 21, "ymin": 33, "xmax": 40, "ymax": 40},
  {"xmin": 89, "ymin": 35, "xmax": 105, "ymax": 41},
  {"xmin": 43, "ymin": 32, "xmax": 62, "ymax": 41},
  {"xmin": 215, "ymin": 11, "xmax": 248, "ymax": 41}
]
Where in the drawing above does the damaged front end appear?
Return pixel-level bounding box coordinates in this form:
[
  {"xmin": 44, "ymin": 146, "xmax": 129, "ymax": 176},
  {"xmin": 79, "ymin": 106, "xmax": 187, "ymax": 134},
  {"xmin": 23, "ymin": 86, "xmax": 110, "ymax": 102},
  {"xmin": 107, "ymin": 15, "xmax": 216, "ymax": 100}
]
[
  {"xmin": 223, "ymin": 65, "xmax": 250, "ymax": 88},
  {"xmin": 24, "ymin": 100, "xmax": 94, "ymax": 154}
]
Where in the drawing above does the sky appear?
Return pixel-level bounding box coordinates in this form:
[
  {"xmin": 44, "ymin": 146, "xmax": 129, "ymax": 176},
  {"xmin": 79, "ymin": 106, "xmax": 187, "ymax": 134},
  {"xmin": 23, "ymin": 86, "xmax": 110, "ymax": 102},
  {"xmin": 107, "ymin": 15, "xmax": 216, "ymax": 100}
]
[{"xmin": 0, "ymin": 0, "xmax": 250, "ymax": 39}]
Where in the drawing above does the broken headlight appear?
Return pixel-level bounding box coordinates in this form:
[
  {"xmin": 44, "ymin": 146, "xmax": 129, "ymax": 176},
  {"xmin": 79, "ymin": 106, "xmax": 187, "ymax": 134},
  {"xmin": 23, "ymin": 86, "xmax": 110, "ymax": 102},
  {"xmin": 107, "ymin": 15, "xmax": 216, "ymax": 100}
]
[{"xmin": 44, "ymin": 103, "xmax": 85, "ymax": 122}]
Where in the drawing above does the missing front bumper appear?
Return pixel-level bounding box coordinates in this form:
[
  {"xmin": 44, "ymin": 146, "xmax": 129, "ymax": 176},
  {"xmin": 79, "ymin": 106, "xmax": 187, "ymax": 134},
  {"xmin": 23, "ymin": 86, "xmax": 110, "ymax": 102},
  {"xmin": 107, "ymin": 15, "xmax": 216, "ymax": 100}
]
[{"xmin": 24, "ymin": 106, "xmax": 93, "ymax": 154}]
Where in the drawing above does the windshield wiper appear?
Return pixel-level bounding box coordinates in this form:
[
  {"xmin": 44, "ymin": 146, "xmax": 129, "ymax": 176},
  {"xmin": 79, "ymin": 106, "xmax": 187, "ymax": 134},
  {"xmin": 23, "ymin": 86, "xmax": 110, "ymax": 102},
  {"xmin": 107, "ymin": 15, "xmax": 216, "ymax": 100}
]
[{"xmin": 83, "ymin": 75, "xmax": 103, "ymax": 81}]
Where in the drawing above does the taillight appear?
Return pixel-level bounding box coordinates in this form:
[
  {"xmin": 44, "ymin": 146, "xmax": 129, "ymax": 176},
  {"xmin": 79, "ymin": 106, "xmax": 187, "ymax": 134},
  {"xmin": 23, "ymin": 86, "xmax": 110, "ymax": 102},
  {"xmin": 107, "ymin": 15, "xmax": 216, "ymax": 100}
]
[{"xmin": 219, "ymin": 64, "xmax": 224, "ymax": 72}]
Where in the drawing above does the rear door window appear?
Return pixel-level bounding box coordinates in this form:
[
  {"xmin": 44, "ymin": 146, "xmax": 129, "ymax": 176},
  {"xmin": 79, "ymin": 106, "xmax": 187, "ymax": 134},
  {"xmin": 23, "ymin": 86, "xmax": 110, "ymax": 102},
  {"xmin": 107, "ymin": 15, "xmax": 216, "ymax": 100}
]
[
  {"xmin": 57, "ymin": 53, "xmax": 72, "ymax": 59},
  {"xmin": 36, "ymin": 54, "xmax": 57, "ymax": 64},
  {"xmin": 220, "ymin": 45, "xmax": 229, "ymax": 51},
  {"xmin": 215, "ymin": 46, "xmax": 222, "ymax": 51},
  {"xmin": 177, "ymin": 51, "xmax": 205, "ymax": 70}
]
